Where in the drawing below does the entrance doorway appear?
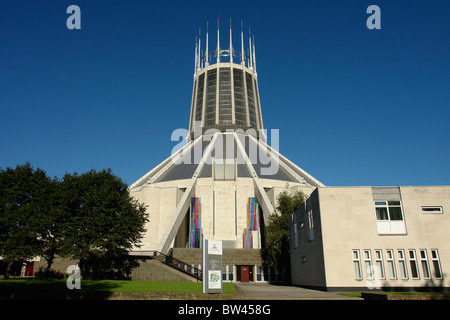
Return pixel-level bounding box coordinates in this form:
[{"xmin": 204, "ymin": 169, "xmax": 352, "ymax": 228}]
[
  {"xmin": 24, "ymin": 262, "xmax": 34, "ymax": 277},
  {"xmin": 237, "ymin": 265, "xmax": 254, "ymax": 282}
]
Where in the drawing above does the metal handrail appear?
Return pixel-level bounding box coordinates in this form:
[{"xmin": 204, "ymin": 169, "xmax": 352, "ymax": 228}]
[
  {"xmin": 154, "ymin": 251, "xmax": 202, "ymax": 281},
  {"xmin": 127, "ymin": 250, "xmax": 202, "ymax": 281}
]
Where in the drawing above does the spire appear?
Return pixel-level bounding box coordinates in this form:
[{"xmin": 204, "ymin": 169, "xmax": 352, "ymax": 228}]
[
  {"xmin": 198, "ymin": 28, "xmax": 201, "ymax": 69},
  {"xmin": 229, "ymin": 19, "xmax": 233, "ymax": 63},
  {"xmin": 194, "ymin": 35, "xmax": 198, "ymax": 74},
  {"xmin": 240, "ymin": 21, "xmax": 245, "ymax": 66},
  {"xmin": 217, "ymin": 19, "xmax": 220, "ymax": 63},
  {"xmin": 249, "ymin": 27, "xmax": 253, "ymax": 68},
  {"xmin": 193, "ymin": 21, "xmax": 257, "ymax": 69},
  {"xmin": 205, "ymin": 22, "xmax": 209, "ymax": 66},
  {"xmin": 252, "ymin": 35, "xmax": 256, "ymax": 72}
]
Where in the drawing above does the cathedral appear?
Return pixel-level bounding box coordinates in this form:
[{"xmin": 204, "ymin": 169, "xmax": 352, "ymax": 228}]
[{"xmin": 128, "ymin": 22, "xmax": 323, "ymax": 282}]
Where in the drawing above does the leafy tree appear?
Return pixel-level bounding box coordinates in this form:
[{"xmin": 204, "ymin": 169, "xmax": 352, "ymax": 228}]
[
  {"xmin": 0, "ymin": 163, "xmax": 54, "ymax": 277},
  {"xmin": 60, "ymin": 169, "xmax": 148, "ymax": 279},
  {"xmin": 34, "ymin": 178, "xmax": 71, "ymax": 272},
  {"xmin": 262, "ymin": 190, "xmax": 305, "ymax": 282},
  {"xmin": 1, "ymin": 164, "xmax": 148, "ymax": 279}
]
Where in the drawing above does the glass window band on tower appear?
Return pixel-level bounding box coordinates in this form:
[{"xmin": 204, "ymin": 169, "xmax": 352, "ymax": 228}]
[
  {"xmin": 219, "ymin": 68, "xmax": 232, "ymax": 124},
  {"xmin": 204, "ymin": 69, "xmax": 217, "ymax": 127},
  {"xmin": 190, "ymin": 66, "xmax": 262, "ymax": 136},
  {"xmin": 195, "ymin": 75, "xmax": 204, "ymax": 122},
  {"xmin": 233, "ymin": 69, "xmax": 247, "ymax": 126}
]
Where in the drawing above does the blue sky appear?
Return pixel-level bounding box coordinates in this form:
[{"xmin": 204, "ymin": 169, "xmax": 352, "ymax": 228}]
[{"xmin": 1, "ymin": 0, "xmax": 449, "ymax": 187}]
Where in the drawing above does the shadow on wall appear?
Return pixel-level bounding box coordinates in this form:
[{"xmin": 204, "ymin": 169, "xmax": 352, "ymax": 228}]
[{"xmin": 380, "ymin": 273, "xmax": 449, "ymax": 293}]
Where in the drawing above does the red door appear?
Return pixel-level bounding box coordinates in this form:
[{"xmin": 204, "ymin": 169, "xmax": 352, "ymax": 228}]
[
  {"xmin": 240, "ymin": 266, "xmax": 249, "ymax": 282},
  {"xmin": 25, "ymin": 262, "xmax": 34, "ymax": 277}
]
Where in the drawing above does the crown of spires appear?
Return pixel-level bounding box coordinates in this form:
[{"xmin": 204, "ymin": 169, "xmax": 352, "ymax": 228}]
[{"xmin": 194, "ymin": 20, "xmax": 256, "ymax": 75}]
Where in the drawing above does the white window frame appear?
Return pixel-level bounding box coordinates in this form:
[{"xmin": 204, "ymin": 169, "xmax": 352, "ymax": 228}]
[
  {"xmin": 421, "ymin": 206, "xmax": 443, "ymax": 214},
  {"xmin": 255, "ymin": 265, "xmax": 265, "ymax": 282},
  {"xmin": 374, "ymin": 201, "xmax": 406, "ymax": 235},
  {"xmin": 408, "ymin": 249, "xmax": 420, "ymax": 280},
  {"xmin": 363, "ymin": 250, "xmax": 374, "ymax": 280},
  {"xmin": 431, "ymin": 249, "xmax": 443, "ymax": 280},
  {"xmin": 419, "ymin": 249, "xmax": 431, "ymax": 280},
  {"xmin": 352, "ymin": 250, "xmax": 362, "ymax": 280},
  {"xmin": 374, "ymin": 250, "xmax": 385, "ymax": 280},
  {"xmin": 386, "ymin": 249, "xmax": 397, "ymax": 280},
  {"xmin": 397, "ymin": 249, "xmax": 408, "ymax": 280}
]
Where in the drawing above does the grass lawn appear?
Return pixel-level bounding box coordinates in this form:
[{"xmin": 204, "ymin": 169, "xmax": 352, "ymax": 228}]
[{"xmin": 0, "ymin": 279, "xmax": 236, "ymax": 295}]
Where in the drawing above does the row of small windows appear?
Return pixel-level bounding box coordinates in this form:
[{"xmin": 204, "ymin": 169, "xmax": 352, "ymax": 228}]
[
  {"xmin": 192, "ymin": 67, "xmax": 261, "ymax": 129},
  {"xmin": 352, "ymin": 249, "xmax": 443, "ymax": 281}
]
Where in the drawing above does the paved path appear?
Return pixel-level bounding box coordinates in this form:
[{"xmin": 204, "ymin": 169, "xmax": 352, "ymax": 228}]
[{"xmin": 235, "ymin": 283, "xmax": 362, "ymax": 300}]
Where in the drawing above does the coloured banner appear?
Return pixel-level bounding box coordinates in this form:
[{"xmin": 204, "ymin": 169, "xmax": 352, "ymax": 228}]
[{"xmin": 190, "ymin": 197, "xmax": 201, "ymax": 248}]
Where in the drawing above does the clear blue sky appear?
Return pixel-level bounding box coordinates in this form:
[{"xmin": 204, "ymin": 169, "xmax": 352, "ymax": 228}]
[{"xmin": 1, "ymin": 0, "xmax": 449, "ymax": 187}]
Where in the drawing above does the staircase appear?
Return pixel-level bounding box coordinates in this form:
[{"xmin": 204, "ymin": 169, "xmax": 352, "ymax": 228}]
[{"xmin": 127, "ymin": 250, "xmax": 202, "ymax": 281}]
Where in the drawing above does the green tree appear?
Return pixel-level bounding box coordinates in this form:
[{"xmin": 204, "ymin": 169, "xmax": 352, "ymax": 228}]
[
  {"xmin": 1, "ymin": 164, "xmax": 149, "ymax": 279},
  {"xmin": 262, "ymin": 190, "xmax": 305, "ymax": 282},
  {"xmin": 0, "ymin": 163, "xmax": 54, "ymax": 277},
  {"xmin": 34, "ymin": 178, "xmax": 71, "ymax": 272},
  {"xmin": 60, "ymin": 169, "xmax": 148, "ymax": 279}
]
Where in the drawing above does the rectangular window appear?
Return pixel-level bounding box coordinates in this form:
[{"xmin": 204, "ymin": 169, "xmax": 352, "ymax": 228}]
[
  {"xmin": 386, "ymin": 249, "xmax": 397, "ymax": 280},
  {"xmin": 375, "ymin": 201, "xmax": 404, "ymax": 220},
  {"xmin": 222, "ymin": 265, "xmax": 227, "ymax": 282},
  {"xmin": 375, "ymin": 205, "xmax": 389, "ymax": 220},
  {"xmin": 352, "ymin": 250, "xmax": 362, "ymax": 280},
  {"xmin": 293, "ymin": 214, "xmax": 299, "ymax": 249},
  {"xmin": 293, "ymin": 224, "xmax": 299, "ymax": 248},
  {"xmin": 364, "ymin": 250, "xmax": 373, "ymax": 280},
  {"xmin": 409, "ymin": 249, "xmax": 420, "ymax": 279},
  {"xmin": 421, "ymin": 206, "xmax": 443, "ymax": 214},
  {"xmin": 214, "ymin": 158, "xmax": 235, "ymax": 181},
  {"xmin": 398, "ymin": 250, "xmax": 408, "ymax": 279},
  {"xmin": 419, "ymin": 250, "xmax": 431, "ymax": 280},
  {"xmin": 222, "ymin": 265, "xmax": 234, "ymax": 282},
  {"xmin": 307, "ymin": 210, "xmax": 314, "ymax": 241},
  {"xmin": 228, "ymin": 265, "xmax": 234, "ymax": 282},
  {"xmin": 431, "ymin": 249, "xmax": 443, "ymax": 279},
  {"xmin": 374, "ymin": 250, "xmax": 385, "ymax": 280},
  {"xmin": 374, "ymin": 201, "xmax": 406, "ymax": 234},
  {"xmin": 256, "ymin": 265, "xmax": 264, "ymax": 282}
]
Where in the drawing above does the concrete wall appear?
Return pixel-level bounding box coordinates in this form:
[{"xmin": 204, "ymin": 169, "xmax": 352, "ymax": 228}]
[
  {"xmin": 131, "ymin": 177, "xmax": 293, "ymax": 251},
  {"xmin": 171, "ymin": 248, "xmax": 263, "ymax": 266},
  {"xmin": 130, "ymin": 259, "xmax": 198, "ymax": 282},
  {"xmin": 289, "ymin": 189, "xmax": 327, "ymax": 289}
]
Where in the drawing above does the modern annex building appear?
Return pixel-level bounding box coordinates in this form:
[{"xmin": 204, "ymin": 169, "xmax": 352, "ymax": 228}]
[
  {"xmin": 128, "ymin": 23, "xmax": 324, "ymax": 282},
  {"xmin": 289, "ymin": 186, "xmax": 450, "ymax": 291}
]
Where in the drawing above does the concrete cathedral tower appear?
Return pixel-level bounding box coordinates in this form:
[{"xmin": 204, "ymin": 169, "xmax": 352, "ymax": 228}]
[
  {"xmin": 129, "ymin": 22, "xmax": 324, "ymax": 282},
  {"xmin": 188, "ymin": 21, "xmax": 263, "ymax": 139}
]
